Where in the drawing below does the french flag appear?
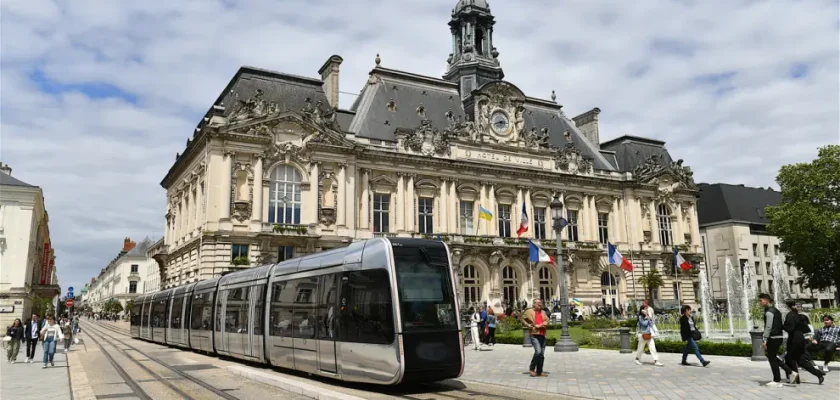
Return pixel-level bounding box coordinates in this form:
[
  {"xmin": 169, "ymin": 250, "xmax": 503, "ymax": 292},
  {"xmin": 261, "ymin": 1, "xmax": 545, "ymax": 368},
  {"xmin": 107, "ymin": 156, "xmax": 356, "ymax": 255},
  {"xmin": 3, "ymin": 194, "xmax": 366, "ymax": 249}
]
[
  {"xmin": 516, "ymin": 202, "xmax": 529, "ymax": 237},
  {"xmin": 528, "ymin": 241, "xmax": 555, "ymax": 265},
  {"xmin": 608, "ymin": 242, "xmax": 634, "ymax": 272},
  {"xmin": 674, "ymin": 248, "xmax": 692, "ymax": 271}
]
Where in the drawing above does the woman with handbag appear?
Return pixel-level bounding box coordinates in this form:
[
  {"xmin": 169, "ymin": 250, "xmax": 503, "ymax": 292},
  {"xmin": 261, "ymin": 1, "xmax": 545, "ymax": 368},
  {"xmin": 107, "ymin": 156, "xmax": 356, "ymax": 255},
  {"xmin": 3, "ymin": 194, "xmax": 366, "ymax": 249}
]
[
  {"xmin": 485, "ymin": 306, "xmax": 497, "ymax": 346},
  {"xmin": 680, "ymin": 305, "xmax": 710, "ymax": 367},
  {"xmin": 39, "ymin": 315, "xmax": 63, "ymax": 368},
  {"xmin": 5, "ymin": 318, "xmax": 25, "ymax": 363},
  {"xmin": 634, "ymin": 305, "xmax": 663, "ymax": 366}
]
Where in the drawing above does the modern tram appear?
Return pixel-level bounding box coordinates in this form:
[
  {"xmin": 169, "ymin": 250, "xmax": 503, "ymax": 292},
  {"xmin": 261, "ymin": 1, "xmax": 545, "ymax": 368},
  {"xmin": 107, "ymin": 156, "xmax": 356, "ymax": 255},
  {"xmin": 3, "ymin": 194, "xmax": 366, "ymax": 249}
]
[{"xmin": 130, "ymin": 238, "xmax": 463, "ymax": 385}]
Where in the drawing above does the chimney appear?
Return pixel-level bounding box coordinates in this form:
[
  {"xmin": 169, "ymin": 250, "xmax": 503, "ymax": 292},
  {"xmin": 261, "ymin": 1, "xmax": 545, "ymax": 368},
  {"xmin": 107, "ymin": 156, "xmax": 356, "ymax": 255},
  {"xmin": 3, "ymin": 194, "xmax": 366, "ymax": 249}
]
[
  {"xmin": 122, "ymin": 237, "xmax": 136, "ymax": 253},
  {"xmin": 572, "ymin": 107, "xmax": 601, "ymax": 148},
  {"xmin": 318, "ymin": 55, "xmax": 344, "ymax": 108},
  {"xmin": 0, "ymin": 162, "xmax": 11, "ymax": 176}
]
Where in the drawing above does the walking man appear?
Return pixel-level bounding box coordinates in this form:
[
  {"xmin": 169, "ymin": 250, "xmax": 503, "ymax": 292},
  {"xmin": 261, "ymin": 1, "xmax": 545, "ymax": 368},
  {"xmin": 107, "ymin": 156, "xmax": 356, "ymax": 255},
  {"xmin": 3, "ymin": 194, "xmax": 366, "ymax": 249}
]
[
  {"xmin": 520, "ymin": 298, "xmax": 550, "ymax": 377},
  {"xmin": 23, "ymin": 313, "xmax": 43, "ymax": 363},
  {"xmin": 759, "ymin": 294, "xmax": 794, "ymax": 387}
]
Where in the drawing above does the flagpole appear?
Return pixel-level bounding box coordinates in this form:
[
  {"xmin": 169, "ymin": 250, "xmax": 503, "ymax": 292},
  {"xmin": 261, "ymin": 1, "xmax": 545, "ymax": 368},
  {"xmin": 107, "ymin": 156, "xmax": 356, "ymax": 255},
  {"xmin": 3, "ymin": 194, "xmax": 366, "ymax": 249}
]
[{"xmin": 622, "ymin": 194, "xmax": 638, "ymax": 303}]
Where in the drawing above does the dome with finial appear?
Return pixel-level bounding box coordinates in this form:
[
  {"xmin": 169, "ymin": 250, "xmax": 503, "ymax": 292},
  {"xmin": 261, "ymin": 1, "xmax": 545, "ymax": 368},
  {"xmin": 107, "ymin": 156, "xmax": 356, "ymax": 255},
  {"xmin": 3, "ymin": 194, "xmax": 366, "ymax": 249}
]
[{"xmin": 453, "ymin": 0, "xmax": 490, "ymax": 14}]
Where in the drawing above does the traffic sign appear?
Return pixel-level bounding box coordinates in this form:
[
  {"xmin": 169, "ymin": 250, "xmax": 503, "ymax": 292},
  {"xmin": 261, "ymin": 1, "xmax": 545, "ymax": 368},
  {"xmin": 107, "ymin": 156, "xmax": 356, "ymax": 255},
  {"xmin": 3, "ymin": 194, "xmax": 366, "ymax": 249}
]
[
  {"xmin": 68, "ymin": 286, "xmax": 74, "ymax": 292},
  {"xmin": 67, "ymin": 293, "xmax": 74, "ymax": 299},
  {"xmin": 65, "ymin": 299, "xmax": 74, "ymax": 307}
]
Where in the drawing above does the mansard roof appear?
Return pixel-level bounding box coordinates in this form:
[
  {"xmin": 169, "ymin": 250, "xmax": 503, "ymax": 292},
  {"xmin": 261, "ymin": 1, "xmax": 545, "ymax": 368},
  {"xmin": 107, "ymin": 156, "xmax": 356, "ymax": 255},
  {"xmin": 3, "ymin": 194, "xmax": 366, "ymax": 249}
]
[
  {"xmin": 600, "ymin": 135, "xmax": 674, "ymax": 173},
  {"xmin": 0, "ymin": 172, "xmax": 36, "ymax": 188},
  {"xmin": 215, "ymin": 66, "xmax": 330, "ymax": 118},
  {"xmin": 697, "ymin": 183, "xmax": 781, "ymax": 227}
]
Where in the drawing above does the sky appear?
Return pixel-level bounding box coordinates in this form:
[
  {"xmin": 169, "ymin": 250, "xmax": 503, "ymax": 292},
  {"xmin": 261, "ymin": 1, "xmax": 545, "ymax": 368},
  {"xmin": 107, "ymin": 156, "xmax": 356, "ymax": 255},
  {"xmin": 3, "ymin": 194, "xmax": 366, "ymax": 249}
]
[{"xmin": 2, "ymin": 0, "xmax": 838, "ymax": 296}]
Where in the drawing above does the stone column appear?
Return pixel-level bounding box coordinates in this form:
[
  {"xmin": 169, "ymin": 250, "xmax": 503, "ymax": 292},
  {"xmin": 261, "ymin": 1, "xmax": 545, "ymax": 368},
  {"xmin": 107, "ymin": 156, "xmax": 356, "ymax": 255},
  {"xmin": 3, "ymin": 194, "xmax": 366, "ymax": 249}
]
[
  {"xmin": 448, "ymin": 178, "xmax": 458, "ymax": 233},
  {"xmin": 557, "ymin": 192, "xmax": 566, "ymax": 241},
  {"xmin": 195, "ymin": 180, "xmax": 204, "ymax": 232},
  {"xmin": 396, "ymin": 174, "xmax": 405, "ymax": 232},
  {"xmin": 406, "ymin": 174, "xmax": 415, "ymax": 232},
  {"xmin": 251, "ymin": 156, "xmax": 264, "ymax": 231},
  {"xmin": 515, "ymin": 187, "xmax": 524, "ymax": 237},
  {"xmin": 337, "ymin": 163, "xmax": 347, "ymax": 227},
  {"xmin": 309, "ymin": 162, "xmax": 320, "ymax": 226},
  {"xmin": 360, "ymin": 169, "xmax": 370, "ymax": 230},
  {"xmin": 649, "ymin": 200, "xmax": 659, "ymax": 245},
  {"xmin": 689, "ymin": 203, "xmax": 700, "ymax": 247},
  {"xmin": 523, "ymin": 187, "xmax": 532, "ymax": 239},
  {"xmin": 439, "ymin": 179, "xmax": 448, "ymax": 234},
  {"xmin": 221, "ymin": 151, "xmax": 234, "ymax": 221},
  {"xmin": 626, "ymin": 192, "xmax": 638, "ymax": 245},
  {"xmin": 345, "ymin": 164, "xmax": 355, "ymax": 230},
  {"xmin": 611, "ymin": 196, "xmax": 621, "ymax": 243},
  {"xmin": 579, "ymin": 193, "xmax": 590, "ymax": 241}
]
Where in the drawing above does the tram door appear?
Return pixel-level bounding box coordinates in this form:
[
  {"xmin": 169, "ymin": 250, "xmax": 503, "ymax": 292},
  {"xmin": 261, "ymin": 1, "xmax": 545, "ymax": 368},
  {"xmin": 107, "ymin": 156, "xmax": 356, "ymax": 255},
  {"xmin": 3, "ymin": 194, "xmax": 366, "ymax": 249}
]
[{"xmin": 316, "ymin": 274, "xmax": 338, "ymax": 373}]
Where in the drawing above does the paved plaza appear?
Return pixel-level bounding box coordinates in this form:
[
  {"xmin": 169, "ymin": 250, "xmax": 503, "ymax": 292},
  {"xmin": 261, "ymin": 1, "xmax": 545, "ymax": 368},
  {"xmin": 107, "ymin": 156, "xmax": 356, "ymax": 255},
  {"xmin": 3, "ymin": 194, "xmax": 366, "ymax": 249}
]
[
  {"xmin": 0, "ymin": 340, "xmax": 72, "ymax": 399},
  {"xmin": 461, "ymin": 344, "xmax": 839, "ymax": 399}
]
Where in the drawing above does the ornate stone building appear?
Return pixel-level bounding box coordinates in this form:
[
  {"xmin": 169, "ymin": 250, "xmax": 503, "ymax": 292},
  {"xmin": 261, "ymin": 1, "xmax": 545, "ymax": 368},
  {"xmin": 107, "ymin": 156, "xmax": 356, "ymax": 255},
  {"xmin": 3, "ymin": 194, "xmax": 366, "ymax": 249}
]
[{"xmin": 155, "ymin": 0, "xmax": 704, "ymax": 313}]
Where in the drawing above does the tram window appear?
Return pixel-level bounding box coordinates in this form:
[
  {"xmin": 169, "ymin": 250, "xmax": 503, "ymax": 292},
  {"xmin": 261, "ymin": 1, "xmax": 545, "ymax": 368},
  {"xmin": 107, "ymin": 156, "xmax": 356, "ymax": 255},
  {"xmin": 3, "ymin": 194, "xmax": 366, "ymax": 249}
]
[
  {"xmin": 215, "ymin": 291, "xmax": 225, "ymax": 332},
  {"xmin": 130, "ymin": 302, "xmax": 141, "ymax": 325},
  {"xmin": 171, "ymin": 296, "xmax": 184, "ymax": 329},
  {"xmin": 269, "ymin": 282, "xmax": 294, "ymax": 337},
  {"xmin": 144, "ymin": 300, "xmax": 153, "ymax": 326},
  {"xmin": 225, "ymin": 287, "xmax": 250, "ymax": 334},
  {"xmin": 393, "ymin": 245, "xmax": 457, "ymax": 331},
  {"xmin": 152, "ymin": 299, "xmax": 167, "ymax": 328},
  {"xmin": 190, "ymin": 293, "xmax": 205, "ymax": 330},
  {"xmin": 317, "ymin": 274, "xmax": 338, "ymax": 340},
  {"xmin": 339, "ymin": 269, "xmax": 395, "ymax": 344},
  {"xmin": 253, "ymin": 285, "xmax": 265, "ymax": 336},
  {"xmin": 291, "ymin": 277, "xmax": 319, "ymax": 339}
]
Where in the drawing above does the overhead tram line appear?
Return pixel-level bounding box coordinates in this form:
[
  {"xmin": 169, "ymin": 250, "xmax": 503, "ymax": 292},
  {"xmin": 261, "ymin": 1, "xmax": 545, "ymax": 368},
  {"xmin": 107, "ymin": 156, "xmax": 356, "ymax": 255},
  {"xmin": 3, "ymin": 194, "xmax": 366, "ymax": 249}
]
[{"xmin": 130, "ymin": 238, "xmax": 464, "ymax": 386}]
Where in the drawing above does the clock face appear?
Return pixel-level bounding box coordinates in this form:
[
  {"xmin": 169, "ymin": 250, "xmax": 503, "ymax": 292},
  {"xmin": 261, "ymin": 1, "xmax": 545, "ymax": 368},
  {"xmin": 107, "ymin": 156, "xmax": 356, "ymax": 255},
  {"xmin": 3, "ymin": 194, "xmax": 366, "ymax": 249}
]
[{"xmin": 491, "ymin": 111, "xmax": 509, "ymax": 134}]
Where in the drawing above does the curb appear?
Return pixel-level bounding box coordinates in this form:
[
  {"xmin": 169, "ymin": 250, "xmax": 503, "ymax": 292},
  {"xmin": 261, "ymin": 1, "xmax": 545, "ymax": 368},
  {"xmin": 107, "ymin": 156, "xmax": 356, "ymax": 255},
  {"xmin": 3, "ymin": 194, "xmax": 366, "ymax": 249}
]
[
  {"xmin": 68, "ymin": 351, "xmax": 96, "ymax": 400},
  {"xmin": 226, "ymin": 365, "xmax": 367, "ymax": 400}
]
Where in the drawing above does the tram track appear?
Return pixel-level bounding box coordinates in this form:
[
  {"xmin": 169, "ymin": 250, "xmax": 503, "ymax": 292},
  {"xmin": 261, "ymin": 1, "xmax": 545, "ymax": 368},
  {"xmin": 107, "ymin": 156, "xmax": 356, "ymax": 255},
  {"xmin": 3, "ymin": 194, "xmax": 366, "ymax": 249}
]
[
  {"xmin": 81, "ymin": 321, "xmax": 240, "ymax": 400},
  {"xmin": 81, "ymin": 321, "xmax": 154, "ymax": 400}
]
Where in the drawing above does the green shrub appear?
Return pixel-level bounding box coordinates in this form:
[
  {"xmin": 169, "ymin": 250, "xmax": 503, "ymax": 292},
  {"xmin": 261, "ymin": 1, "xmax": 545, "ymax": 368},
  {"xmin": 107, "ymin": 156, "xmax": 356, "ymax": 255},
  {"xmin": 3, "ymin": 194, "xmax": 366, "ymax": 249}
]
[{"xmin": 581, "ymin": 318, "xmax": 619, "ymax": 330}]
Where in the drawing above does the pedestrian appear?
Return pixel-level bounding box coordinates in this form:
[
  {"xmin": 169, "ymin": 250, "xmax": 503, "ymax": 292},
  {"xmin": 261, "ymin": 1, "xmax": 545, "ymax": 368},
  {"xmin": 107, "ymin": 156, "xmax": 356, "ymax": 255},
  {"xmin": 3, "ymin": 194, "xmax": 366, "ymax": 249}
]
[
  {"xmin": 40, "ymin": 315, "xmax": 63, "ymax": 368},
  {"xmin": 468, "ymin": 307, "xmax": 481, "ymax": 351},
  {"xmin": 812, "ymin": 315, "xmax": 840, "ymax": 373},
  {"xmin": 679, "ymin": 305, "xmax": 710, "ymax": 367},
  {"xmin": 479, "ymin": 305, "xmax": 488, "ymax": 344},
  {"xmin": 520, "ymin": 298, "xmax": 550, "ymax": 377},
  {"xmin": 759, "ymin": 293, "xmax": 794, "ymax": 387},
  {"xmin": 635, "ymin": 305, "xmax": 663, "ymax": 366},
  {"xmin": 62, "ymin": 319, "xmax": 73, "ymax": 353},
  {"xmin": 23, "ymin": 313, "xmax": 43, "ymax": 363},
  {"xmin": 485, "ymin": 306, "xmax": 497, "ymax": 346},
  {"xmin": 72, "ymin": 316, "xmax": 80, "ymax": 336},
  {"xmin": 5, "ymin": 318, "xmax": 25, "ymax": 363},
  {"xmin": 782, "ymin": 301, "xmax": 824, "ymax": 384}
]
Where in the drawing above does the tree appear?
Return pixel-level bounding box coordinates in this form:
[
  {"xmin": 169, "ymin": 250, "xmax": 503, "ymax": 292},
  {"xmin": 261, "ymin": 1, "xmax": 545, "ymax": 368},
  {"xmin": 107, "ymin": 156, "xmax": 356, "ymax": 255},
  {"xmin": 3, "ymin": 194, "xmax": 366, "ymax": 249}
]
[
  {"xmin": 103, "ymin": 298, "xmax": 123, "ymax": 315},
  {"xmin": 767, "ymin": 145, "xmax": 840, "ymax": 304},
  {"xmin": 124, "ymin": 300, "xmax": 134, "ymax": 316},
  {"xmin": 31, "ymin": 295, "xmax": 52, "ymax": 318},
  {"xmin": 637, "ymin": 269, "xmax": 664, "ymax": 304}
]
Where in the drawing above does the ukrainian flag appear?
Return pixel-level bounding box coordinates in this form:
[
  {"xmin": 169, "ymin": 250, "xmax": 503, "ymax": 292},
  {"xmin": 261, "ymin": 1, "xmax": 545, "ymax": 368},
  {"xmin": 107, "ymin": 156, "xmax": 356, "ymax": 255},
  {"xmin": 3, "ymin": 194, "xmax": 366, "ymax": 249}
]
[
  {"xmin": 573, "ymin": 298, "xmax": 584, "ymax": 308},
  {"xmin": 478, "ymin": 205, "xmax": 493, "ymax": 221}
]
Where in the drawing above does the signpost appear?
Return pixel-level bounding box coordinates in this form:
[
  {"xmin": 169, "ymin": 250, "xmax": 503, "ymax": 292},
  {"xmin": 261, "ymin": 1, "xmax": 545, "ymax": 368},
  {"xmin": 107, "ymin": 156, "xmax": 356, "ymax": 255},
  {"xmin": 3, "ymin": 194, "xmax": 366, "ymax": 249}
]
[{"xmin": 65, "ymin": 299, "xmax": 75, "ymax": 308}]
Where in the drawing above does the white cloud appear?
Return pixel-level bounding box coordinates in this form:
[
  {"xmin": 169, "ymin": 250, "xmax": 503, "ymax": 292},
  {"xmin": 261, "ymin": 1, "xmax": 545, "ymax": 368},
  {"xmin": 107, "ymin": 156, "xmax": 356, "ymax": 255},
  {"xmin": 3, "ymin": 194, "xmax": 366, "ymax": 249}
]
[{"xmin": 2, "ymin": 0, "xmax": 837, "ymax": 294}]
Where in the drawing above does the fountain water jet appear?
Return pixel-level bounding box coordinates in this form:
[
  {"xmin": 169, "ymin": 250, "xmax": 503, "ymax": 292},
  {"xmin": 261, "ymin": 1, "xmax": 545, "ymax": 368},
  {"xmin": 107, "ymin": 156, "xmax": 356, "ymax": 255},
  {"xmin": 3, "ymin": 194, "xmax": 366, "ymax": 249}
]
[
  {"xmin": 772, "ymin": 256, "xmax": 792, "ymax": 312},
  {"xmin": 698, "ymin": 269, "xmax": 713, "ymax": 340},
  {"xmin": 741, "ymin": 260, "xmax": 757, "ymax": 331},
  {"xmin": 724, "ymin": 258, "xmax": 737, "ymax": 337}
]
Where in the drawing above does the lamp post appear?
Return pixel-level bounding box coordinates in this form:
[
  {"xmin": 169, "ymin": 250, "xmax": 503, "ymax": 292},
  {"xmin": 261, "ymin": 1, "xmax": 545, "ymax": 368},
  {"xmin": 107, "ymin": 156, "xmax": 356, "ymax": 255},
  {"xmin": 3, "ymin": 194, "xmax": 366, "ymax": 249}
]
[{"xmin": 550, "ymin": 194, "xmax": 579, "ymax": 352}]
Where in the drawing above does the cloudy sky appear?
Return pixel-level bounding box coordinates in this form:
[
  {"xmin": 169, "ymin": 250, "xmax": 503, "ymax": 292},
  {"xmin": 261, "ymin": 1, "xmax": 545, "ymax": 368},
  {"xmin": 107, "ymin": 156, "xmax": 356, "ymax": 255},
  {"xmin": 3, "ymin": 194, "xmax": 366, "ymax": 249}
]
[{"xmin": 2, "ymin": 0, "xmax": 838, "ymax": 295}]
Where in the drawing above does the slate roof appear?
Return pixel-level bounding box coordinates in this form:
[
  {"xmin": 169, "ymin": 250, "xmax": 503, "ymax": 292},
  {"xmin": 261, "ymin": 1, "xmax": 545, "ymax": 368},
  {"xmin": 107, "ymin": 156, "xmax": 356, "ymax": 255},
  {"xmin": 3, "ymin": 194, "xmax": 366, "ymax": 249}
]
[
  {"xmin": 124, "ymin": 237, "xmax": 156, "ymax": 257},
  {"xmin": 696, "ymin": 183, "xmax": 782, "ymax": 226},
  {"xmin": 346, "ymin": 67, "xmax": 615, "ymax": 171},
  {"xmin": 600, "ymin": 135, "xmax": 674, "ymax": 173},
  {"xmin": 214, "ymin": 66, "xmax": 329, "ymax": 118},
  {"xmin": 0, "ymin": 173, "xmax": 36, "ymax": 187}
]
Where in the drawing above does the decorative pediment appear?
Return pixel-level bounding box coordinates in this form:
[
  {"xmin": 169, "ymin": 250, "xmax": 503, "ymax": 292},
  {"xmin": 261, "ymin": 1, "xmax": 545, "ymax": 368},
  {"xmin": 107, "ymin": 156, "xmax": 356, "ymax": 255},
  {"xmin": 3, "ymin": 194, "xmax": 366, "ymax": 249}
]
[
  {"xmin": 370, "ymin": 174, "xmax": 397, "ymax": 193},
  {"xmin": 397, "ymin": 119, "xmax": 452, "ymax": 157},
  {"xmin": 262, "ymin": 142, "xmax": 309, "ymax": 171},
  {"xmin": 633, "ymin": 155, "xmax": 697, "ymax": 190},
  {"xmin": 473, "ymin": 81, "xmax": 527, "ymax": 144},
  {"xmin": 552, "ymin": 140, "xmax": 593, "ymax": 175}
]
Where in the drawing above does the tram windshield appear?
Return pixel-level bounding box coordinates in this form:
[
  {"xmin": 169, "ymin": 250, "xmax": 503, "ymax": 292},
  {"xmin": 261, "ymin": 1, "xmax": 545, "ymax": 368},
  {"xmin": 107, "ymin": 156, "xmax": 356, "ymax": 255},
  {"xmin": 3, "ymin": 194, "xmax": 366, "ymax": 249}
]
[{"xmin": 393, "ymin": 243, "xmax": 458, "ymax": 332}]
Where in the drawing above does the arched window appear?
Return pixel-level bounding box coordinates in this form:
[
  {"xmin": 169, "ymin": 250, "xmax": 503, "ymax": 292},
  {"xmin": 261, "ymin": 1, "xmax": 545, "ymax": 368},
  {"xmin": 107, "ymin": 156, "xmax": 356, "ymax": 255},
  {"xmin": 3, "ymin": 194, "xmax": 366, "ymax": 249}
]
[
  {"xmin": 502, "ymin": 266, "xmax": 518, "ymax": 304},
  {"xmin": 463, "ymin": 265, "xmax": 481, "ymax": 307},
  {"xmin": 600, "ymin": 271, "xmax": 617, "ymax": 307},
  {"xmin": 538, "ymin": 266, "xmax": 554, "ymax": 302},
  {"xmin": 657, "ymin": 204, "xmax": 673, "ymax": 246},
  {"xmin": 269, "ymin": 165, "xmax": 302, "ymax": 224}
]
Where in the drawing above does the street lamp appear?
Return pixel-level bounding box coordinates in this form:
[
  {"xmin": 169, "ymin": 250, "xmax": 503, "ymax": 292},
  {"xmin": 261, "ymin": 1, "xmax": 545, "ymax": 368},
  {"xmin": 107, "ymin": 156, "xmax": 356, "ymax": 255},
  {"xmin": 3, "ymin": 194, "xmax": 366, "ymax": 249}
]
[{"xmin": 550, "ymin": 194, "xmax": 579, "ymax": 352}]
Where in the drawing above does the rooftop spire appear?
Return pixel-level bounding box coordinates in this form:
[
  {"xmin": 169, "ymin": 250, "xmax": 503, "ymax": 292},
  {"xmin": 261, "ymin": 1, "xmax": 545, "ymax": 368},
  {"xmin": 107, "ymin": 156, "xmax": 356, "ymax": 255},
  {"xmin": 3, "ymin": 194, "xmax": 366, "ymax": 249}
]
[{"xmin": 444, "ymin": 0, "xmax": 503, "ymax": 98}]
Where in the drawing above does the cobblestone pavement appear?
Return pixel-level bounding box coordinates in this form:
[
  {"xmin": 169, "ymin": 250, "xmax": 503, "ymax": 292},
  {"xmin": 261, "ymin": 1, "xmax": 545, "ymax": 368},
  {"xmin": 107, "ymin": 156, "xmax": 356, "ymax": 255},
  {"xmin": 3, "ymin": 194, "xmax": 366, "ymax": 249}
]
[
  {"xmin": 0, "ymin": 339, "xmax": 71, "ymax": 399},
  {"xmin": 461, "ymin": 344, "xmax": 840, "ymax": 399}
]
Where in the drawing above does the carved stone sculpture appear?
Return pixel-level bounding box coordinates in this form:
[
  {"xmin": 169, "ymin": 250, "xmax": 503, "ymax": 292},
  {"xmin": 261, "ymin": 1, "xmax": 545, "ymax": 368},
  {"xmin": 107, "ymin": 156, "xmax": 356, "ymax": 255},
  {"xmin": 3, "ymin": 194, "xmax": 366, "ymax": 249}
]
[
  {"xmin": 401, "ymin": 119, "xmax": 452, "ymax": 156},
  {"xmin": 231, "ymin": 201, "xmax": 252, "ymax": 222},
  {"xmin": 228, "ymin": 89, "xmax": 281, "ymax": 122},
  {"xmin": 553, "ymin": 145, "xmax": 593, "ymax": 175}
]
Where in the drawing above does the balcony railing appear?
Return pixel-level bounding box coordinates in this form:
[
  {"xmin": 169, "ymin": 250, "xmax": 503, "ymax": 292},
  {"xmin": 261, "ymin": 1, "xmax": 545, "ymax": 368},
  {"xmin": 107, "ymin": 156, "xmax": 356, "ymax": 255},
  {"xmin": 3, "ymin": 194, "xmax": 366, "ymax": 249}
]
[{"xmin": 262, "ymin": 223, "xmax": 314, "ymax": 236}]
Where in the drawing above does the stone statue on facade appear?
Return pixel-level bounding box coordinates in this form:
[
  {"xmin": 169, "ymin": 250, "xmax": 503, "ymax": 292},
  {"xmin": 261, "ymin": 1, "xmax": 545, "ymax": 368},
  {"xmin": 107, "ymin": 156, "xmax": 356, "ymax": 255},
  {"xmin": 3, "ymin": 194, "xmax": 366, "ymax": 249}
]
[{"xmin": 228, "ymin": 89, "xmax": 281, "ymax": 122}]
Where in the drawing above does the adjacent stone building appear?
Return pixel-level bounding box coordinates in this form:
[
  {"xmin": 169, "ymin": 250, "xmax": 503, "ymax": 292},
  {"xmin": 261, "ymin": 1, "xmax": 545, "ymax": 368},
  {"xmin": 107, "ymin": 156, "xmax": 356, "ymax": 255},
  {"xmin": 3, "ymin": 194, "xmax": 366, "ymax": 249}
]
[
  {"xmin": 86, "ymin": 237, "xmax": 156, "ymax": 317},
  {"xmin": 698, "ymin": 183, "xmax": 837, "ymax": 309},
  {"xmin": 0, "ymin": 163, "xmax": 59, "ymax": 327},
  {"xmin": 154, "ymin": 0, "xmax": 704, "ymax": 312}
]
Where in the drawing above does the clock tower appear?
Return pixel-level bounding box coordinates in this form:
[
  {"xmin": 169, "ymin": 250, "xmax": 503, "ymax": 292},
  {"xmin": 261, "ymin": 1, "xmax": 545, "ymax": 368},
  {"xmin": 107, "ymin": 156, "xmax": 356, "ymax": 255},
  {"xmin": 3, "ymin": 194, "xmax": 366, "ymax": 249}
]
[{"xmin": 444, "ymin": 0, "xmax": 504, "ymax": 99}]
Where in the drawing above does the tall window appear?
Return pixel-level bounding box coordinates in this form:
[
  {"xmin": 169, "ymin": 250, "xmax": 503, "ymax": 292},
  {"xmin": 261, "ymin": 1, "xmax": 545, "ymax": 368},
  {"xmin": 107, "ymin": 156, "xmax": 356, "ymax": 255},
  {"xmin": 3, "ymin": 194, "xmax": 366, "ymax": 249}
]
[
  {"xmin": 752, "ymin": 244, "xmax": 758, "ymax": 257},
  {"xmin": 774, "ymin": 245, "xmax": 780, "ymax": 255},
  {"xmin": 657, "ymin": 204, "xmax": 672, "ymax": 246},
  {"xmin": 765, "ymin": 262, "xmax": 772, "ymax": 276},
  {"xmin": 418, "ymin": 198, "xmax": 434, "ymax": 234},
  {"xmin": 567, "ymin": 210, "xmax": 579, "ymax": 242},
  {"xmin": 649, "ymin": 259, "xmax": 658, "ymax": 272},
  {"xmin": 534, "ymin": 207, "xmax": 546, "ymax": 240},
  {"xmin": 755, "ymin": 261, "xmax": 761, "ymax": 275},
  {"xmin": 538, "ymin": 266, "xmax": 553, "ymax": 301},
  {"xmin": 460, "ymin": 201, "xmax": 474, "ymax": 235},
  {"xmin": 372, "ymin": 193, "xmax": 390, "ymax": 233},
  {"xmin": 598, "ymin": 213, "xmax": 609, "ymax": 244},
  {"xmin": 768, "ymin": 280, "xmax": 774, "ymax": 295},
  {"xmin": 131, "ymin": 264, "xmax": 138, "ymax": 274},
  {"xmin": 268, "ymin": 165, "xmax": 302, "ymax": 224},
  {"xmin": 763, "ymin": 244, "xmax": 769, "ymax": 257},
  {"xmin": 502, "ymin": 266, "xmax": 518, "ymax": 303},
  {"xmin": 129, "ymin": 282, "xmax": 137, "ymax": 294},
  {"xmin": 757, "ymin": 280, "xmax": 763, "ymax": 292},
  {"xmin": 498, "ymin": 204, "xmax": 512, "ymax": 237},
  {"xmin": 278, "ymin": 246, "xmax": 294, "ymax": 262},
  {"xmin": 232, "ymin": 244, "xmax": 249, "ymax": 262},
  {"xmin": 463, "ymin": 265, "xmax": 481, "ymax": 306}
]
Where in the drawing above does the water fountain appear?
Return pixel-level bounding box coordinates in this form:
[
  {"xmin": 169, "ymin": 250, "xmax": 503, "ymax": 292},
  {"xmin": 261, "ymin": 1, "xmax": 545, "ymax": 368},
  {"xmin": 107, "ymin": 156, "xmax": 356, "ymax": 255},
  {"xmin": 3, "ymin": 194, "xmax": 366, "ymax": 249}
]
[
  {"xmin": 741, "ymin": 260, "xmax": 757, "ymax": 331},
  {"xmin": 698, "ymin": 269, "xmax": 713, "ymax": 340},
  {"xmin": 771, "ymin": 255, "xmax": 792, "ymax": 312},
  {"xmin": 723, "ymin": 258, "xmax": 738, "ymax": 337}
]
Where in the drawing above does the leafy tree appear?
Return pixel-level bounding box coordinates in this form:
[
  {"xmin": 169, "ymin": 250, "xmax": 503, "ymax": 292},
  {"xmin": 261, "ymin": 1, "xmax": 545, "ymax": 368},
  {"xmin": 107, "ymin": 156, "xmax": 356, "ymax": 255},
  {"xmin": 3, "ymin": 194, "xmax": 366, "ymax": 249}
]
[
  {"xmin": 124, "ymin": 300, "xmax": 134, "ymax": 316},
  {"xmin": 31, "ymin": 295, "xmax": 52, "ymax": 318},
  {"xmin": 767, "ymin": 145, "xmax": 840, "ymax": 304},
  {"xmin": 103, "ymin": 298, "xmax": 124, "ymax": 315},
  {"xmin": 637, "ymin": 269, "xmax": 664, "ymax": 304}
]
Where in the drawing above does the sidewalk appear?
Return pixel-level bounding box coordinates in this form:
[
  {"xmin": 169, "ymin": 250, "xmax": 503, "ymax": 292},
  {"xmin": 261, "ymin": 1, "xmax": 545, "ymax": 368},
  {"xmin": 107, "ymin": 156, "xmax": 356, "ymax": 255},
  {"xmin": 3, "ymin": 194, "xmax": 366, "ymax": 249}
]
[
  {"xmin": 0, "ymin": 341, "xmax": 72, "ymax": 399},
  {"xmin": 462, "ymin": 344, "xmax": 838, "ymax": 399}
]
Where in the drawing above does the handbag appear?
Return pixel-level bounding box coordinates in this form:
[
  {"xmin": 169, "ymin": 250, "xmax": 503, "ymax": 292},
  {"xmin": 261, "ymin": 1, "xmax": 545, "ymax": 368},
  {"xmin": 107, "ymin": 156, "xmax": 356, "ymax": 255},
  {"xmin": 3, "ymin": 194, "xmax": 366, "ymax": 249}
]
[
  {"xmin": 692, "ymin": 330, "xmax": 702, "ymax": 341},
  {"xmin": 2, "ymin": 335, "xmax": 11, "ymax": 342},
  {"xmin": 642, "ymin": 333, "xmax": 652, "ymax": 341}
]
